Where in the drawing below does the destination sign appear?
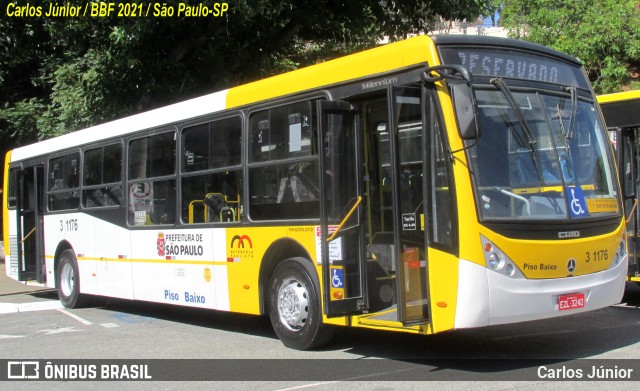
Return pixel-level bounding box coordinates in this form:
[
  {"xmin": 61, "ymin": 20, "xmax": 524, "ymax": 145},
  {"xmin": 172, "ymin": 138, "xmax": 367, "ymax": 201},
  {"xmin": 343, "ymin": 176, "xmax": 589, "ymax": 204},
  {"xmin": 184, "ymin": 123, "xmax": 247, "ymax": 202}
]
[{"xmin": 439, "ymin": 47, "xmax": 588, "ymax": 88}]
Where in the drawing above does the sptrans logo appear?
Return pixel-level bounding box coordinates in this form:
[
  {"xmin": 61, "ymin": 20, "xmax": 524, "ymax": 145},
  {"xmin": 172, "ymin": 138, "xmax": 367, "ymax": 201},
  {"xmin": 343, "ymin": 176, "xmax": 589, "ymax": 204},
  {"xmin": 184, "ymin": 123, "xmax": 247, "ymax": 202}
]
[{"xmin": 228, "ymin": 234, "xmax": 254, "ymax": 262}]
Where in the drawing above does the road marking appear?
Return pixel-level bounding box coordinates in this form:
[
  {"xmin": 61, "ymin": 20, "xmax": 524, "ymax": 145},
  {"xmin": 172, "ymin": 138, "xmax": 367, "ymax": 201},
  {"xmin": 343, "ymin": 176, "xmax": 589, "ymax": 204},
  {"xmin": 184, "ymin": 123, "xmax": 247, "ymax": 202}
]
[
  {"xmin": 56, "ymin": 308, "xmax": 93, "ymax": 325},
  {"xmin": 613, "ymin": 303, "xmax": 639, "ymax": 309},
  {"xmin": 274, "ymin": 366, "xmax": 421, "ymax": 390},
  {"xmin": 0, "ymin": 334, "xmax": 26, "ymax": 339},
  {"xmin": 0, "ymin": 301, "xmax": 63, "ymax": 314},
  {"xmin": 38, "ymin": 326, "xmax": 81, "ymax": 335},
  {"xmin": 100, "ymin": 323, "xmax": 119, "ymax": 328}
]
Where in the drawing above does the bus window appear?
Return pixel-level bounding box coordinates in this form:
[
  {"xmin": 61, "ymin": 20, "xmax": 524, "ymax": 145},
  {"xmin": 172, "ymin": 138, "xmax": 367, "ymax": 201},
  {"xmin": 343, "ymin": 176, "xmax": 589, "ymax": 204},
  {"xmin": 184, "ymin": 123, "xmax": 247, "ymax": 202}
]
[
  {"xmin": 249, "ymin": 161, "xmax": 319, "ymax": 220},
  {"xmin": 7, "ymin": 167, "xmax": 18, "ymax": 209},
  {"xmin": 182, "ymin": 117, "xmax": 241, "ymax": 172},
  {"xmin": 470, "ymin": 90, "xmax": 618, "ymax": 220},
  {"xmin": 249, "ymin": 101, "xmax": 319, "ymax": 220},
  {"xmin": 181, "ymin": 117, "xmax": 242, "ymax": 224},
  {"xmin": 48, "ymin": 152, "xmax": 80, "ymax": 211},
  {"xmin": 82, "ymin": 143, "xmax": 122, "ymax": 208},
  {"xmin": 250, "ymin": 101, "xmax": 315, "ymax": 162},
  {"xmin": 128, "ymin": 132, "xmax": 176, "ymax": 225},
  {"xmin": 182, "ymin": 171, "xmax": 242, "ymax": 223}
]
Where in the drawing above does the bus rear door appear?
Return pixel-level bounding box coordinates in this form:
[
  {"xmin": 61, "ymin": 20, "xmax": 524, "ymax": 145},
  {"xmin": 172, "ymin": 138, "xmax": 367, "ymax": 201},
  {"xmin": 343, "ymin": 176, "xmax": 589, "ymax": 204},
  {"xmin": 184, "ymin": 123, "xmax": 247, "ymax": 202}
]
[{"xmin": 15, "ymin": 164, "xmax": 45, "ymax": 283}]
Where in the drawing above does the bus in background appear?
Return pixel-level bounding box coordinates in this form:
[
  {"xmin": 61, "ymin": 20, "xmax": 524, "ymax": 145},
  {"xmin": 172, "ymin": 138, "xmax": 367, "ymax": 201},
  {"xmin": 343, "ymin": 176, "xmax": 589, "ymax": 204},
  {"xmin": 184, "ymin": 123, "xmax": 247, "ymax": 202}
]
[
  {"xmin": 3, "ymin": 35, "xmax": 627, "ymax": 350},
  {"xmin": 598, "ymin": 90, "xmax": 640, "ymax": 282}
]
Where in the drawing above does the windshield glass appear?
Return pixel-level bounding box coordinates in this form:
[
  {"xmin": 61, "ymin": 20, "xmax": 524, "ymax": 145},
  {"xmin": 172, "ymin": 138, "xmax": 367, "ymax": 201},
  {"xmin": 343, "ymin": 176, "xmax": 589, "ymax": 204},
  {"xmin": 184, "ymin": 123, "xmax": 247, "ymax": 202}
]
[{"xmin": 468, "ymin": 88, "xmax": 620, "ymax": 221}]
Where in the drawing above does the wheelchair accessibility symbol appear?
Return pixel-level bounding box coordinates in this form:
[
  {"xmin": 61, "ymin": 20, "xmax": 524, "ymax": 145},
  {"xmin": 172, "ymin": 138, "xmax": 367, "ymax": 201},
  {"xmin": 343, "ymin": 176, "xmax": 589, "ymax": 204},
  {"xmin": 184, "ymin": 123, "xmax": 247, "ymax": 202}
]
[
  {"xmin": 568, "ymin": 187, "xmax": 588, "ymax": 218},
  {"xmin": 331, "ymin": 268, "xmax": 344, "ymax": 288}
]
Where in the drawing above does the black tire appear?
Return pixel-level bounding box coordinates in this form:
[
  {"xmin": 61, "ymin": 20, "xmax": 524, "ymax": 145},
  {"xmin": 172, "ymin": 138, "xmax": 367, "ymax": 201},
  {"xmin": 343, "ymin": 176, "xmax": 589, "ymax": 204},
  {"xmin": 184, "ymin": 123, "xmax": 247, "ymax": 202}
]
[
  {"xmin": 268, "ymin": 258, "xmax": 334, "ymax": 350},
  {"xmin": 56, "ymin": 249, "xmax": 89, "ymax": 308}
]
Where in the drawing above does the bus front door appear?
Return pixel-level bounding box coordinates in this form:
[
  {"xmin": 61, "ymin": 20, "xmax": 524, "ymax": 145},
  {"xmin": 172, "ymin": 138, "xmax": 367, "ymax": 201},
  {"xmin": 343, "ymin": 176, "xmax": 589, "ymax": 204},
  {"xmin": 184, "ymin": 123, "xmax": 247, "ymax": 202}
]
[
  {"xmin": 619, "ymin": 127, "xmax": 640, "ymax": 277},
  {"xmin": 319, "ymin": 100, "xmax": 368, "ymax": 317},
  {"xmin": 358, "ymin": 86, "xmax": 431, "ymax": 325},
  {"xmin": 15, "ymin": 165, "xmax": 45, "ymax": 283}
]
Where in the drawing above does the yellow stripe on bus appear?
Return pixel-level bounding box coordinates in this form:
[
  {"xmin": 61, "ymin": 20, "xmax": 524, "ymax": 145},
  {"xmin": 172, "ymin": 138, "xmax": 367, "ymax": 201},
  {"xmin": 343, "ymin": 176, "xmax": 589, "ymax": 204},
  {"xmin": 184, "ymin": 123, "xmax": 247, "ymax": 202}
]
[
  {"xmin": 597, "ymin": 90, "xmax": 640, "ymax": 104},
  {"xmin": 2, "ymin": 151, "xmax": 11, "ymax": 256},
  {"xmin": 46, "ymin": 255, "xmax": 229, "ymax": 266},
  {"xmin": 225, "ymin": 36, "xmax": 437, "ymax": 109}
]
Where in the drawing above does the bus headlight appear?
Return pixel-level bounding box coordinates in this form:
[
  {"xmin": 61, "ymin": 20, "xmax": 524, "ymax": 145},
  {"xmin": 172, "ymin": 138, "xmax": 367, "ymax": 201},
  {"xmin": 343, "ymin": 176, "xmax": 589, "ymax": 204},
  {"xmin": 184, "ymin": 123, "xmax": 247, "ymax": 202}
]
[
  {"xmin": 481, "ymin": 235, "xmax": 525, "ymax": 279},
  {"xmin": 609, "ymin": 240, "xmax": 627, "ymax": 269}
]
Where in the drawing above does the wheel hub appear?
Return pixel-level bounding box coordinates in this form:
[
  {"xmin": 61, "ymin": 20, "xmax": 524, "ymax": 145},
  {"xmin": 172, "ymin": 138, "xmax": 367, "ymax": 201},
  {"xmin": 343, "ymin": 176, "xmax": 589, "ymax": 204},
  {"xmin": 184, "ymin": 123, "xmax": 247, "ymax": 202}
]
[
  {"xmin": 277, "ymin": 278, "xmax": 309, "ymax": 331},
  {"xmin": 60, "ymin": 262, "xmax": 75, "ymax": 297}
]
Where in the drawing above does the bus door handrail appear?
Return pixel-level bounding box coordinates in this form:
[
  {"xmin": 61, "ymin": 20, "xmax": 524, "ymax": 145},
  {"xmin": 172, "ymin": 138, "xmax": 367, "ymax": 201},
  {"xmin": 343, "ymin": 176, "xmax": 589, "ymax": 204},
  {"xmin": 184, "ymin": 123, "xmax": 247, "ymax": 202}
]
[
  {"xmin": 327, "ymin": 196, "xmax": 362, "ymax": 242},
  {"xmin": 626, "ymin": 198, "xmax": 638, "ymax": 224},
  {"xmin": 21, "ymin": 227, "xmax": 37, "ymax": 244}
]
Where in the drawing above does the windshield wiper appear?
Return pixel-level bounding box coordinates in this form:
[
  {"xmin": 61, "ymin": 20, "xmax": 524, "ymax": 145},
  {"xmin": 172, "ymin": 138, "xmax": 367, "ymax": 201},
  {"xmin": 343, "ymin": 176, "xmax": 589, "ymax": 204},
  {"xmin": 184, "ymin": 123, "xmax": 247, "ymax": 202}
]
[
  {"xmin": 490, "ymin": 78, "xmax": 545, "ymax": 184},
  {"xmin": 555, "ymin": 103, "xmax": 575, "ymax": 182},
  {"xmin": 564, "ymin": 85, "xmax": 577, "ymax": 140}
]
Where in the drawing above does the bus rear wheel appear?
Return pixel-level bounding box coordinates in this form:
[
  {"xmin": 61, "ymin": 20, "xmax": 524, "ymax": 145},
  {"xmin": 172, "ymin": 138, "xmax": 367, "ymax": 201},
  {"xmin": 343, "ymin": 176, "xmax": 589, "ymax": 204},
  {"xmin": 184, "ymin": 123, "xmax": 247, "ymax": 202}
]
[
  {"xmin": 268, "ymin": 258, "xmax": 333, "ymax": 350},
  {"xmin": 56, "ymin": 249, "xmax": 89, "ymax": 308}
]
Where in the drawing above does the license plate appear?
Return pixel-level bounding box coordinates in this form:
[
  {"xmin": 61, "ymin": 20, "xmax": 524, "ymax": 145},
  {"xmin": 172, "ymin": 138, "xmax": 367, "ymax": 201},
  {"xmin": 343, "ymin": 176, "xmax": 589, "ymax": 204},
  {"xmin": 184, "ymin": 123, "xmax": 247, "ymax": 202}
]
[{"xmin": 558, "ymin": 293, "xmax": 585, "ymax": 311}]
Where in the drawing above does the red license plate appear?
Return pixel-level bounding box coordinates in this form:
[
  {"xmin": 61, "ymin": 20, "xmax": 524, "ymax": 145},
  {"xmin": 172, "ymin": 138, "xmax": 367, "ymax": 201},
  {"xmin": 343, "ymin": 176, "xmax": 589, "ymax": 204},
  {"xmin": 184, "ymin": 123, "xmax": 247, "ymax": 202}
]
[{"xmin": 558, "ymin": 293, "xmax": 585, "ymax": 311}]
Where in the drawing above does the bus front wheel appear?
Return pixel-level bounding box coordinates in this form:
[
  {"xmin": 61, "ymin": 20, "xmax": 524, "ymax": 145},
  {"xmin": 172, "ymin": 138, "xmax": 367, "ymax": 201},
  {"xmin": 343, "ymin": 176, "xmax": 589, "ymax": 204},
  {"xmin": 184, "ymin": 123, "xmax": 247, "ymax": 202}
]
[
  {"xmin": 268, "ymin": 258, "xmax": 333, "ymax": 350},
  {"xmin": 56, "ymin": 249, "xmax": 88, "ymax": 308}
]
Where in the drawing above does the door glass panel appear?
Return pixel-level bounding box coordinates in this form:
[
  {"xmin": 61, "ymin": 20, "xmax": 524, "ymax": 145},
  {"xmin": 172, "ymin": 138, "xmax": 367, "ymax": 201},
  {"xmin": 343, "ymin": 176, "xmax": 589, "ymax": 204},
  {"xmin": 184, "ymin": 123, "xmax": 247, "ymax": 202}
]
[
  {"xmin": 395, "ymin": 87, "xmax": 429, "ymax": 322},
  {"xmin": 321, "ymin": 101, "xmax": 365, "ymax": 316},
  {"xmin": 363, "ymin": 99, "xmax": 397, "ymax": 313},
  {"xmin": 622, "ymin": 129, "xmax": 638, "ymax": 270}
]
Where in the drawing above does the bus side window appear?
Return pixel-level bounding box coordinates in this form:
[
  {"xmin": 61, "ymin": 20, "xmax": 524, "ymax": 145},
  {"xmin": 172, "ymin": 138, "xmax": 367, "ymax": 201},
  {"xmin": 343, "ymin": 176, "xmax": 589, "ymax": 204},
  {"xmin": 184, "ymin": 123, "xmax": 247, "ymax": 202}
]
[
  {"xmin": 181, "ymin": 116, "xmax": 242, "ymax": 224},
  {"xmin": 82, "ymin": 143, "xmax": 122, "ymax": 208},
  {"xmin": 128, "ymin": 131, "xmax": 176, "ymax": 226},
  {"xmin": 182, "ymin": 171, "xmax": 242, "ymax": 223},
  {"xmin": 48, "ymin": 152, "xmax": 81, "ymax": 211},
  {"xmin": 248, "ymin": 101, "xmax": 319, "ymax": 221}
]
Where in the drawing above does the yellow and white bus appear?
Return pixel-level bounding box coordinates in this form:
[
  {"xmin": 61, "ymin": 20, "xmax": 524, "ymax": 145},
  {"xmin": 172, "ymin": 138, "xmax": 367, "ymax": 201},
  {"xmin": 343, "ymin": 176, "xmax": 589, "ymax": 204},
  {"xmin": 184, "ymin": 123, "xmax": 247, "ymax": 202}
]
[
  {"xmin": 3, "ymin": 35, "xmax": 627, "ymax": 349},
  {"xmin": 598, "ymin": 90, "xmax": 640, "ymax": 282}
]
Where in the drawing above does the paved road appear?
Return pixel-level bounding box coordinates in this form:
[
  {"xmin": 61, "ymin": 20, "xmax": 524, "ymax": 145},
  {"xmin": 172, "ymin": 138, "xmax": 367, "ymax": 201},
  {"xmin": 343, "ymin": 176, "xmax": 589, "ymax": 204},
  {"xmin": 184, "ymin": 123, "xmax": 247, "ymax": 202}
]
[{"xmin": 2, "ymin": 260, "xmax": 640, "ymax": 390}]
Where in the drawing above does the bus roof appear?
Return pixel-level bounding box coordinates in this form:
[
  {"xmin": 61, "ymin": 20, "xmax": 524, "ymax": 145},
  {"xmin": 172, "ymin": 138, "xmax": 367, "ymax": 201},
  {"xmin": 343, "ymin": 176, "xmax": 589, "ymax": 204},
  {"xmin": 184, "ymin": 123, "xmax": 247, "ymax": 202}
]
[
  {"xmin": 598, "ymin": 90, "xmax": 640, "ymax": 129},
  {"xmin": 597, "ymin": 90, "xmax": 640, "ymax": 104},
  {"xmin": 9, "ymin": 35, "xmax": 439, "ymax": 163},
  {"xmin": 9, "ymin": 34, "xmax": 580, "ymax": 163},
  {"xmin": 431, "ymin": 34, "xmax": 581, "ymax": 65}
]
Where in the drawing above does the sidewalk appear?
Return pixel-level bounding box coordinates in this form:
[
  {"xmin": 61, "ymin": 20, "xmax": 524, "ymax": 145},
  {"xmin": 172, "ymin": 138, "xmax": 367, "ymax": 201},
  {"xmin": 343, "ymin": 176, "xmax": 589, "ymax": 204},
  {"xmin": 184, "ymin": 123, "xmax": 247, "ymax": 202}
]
[{"xmin": 0, "ymin": 260, "xmax": 58, "ymax": 304}]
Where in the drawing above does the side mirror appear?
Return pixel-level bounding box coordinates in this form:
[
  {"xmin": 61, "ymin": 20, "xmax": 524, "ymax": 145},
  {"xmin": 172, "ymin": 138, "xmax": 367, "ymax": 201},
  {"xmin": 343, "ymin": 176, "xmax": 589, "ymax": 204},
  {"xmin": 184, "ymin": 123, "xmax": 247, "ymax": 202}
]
[{"xmin": 451, "ymin": 83, "xmax": 478, "ymax": 141}]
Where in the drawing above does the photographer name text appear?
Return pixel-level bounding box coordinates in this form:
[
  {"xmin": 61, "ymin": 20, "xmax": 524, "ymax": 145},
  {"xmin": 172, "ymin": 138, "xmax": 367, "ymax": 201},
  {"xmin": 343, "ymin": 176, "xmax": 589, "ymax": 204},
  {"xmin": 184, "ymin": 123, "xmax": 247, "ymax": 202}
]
[{"xmin": 6, "ymin": 2, "xmax": 229, "ymax": 18}]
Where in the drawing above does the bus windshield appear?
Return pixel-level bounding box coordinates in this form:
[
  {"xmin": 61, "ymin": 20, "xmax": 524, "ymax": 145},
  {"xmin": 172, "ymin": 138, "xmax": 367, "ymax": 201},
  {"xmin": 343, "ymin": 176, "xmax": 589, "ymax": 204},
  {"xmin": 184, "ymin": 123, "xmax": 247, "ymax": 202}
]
[{"xmin": 467, "ymin": 87, "xmax": 620, "ymax": 221}]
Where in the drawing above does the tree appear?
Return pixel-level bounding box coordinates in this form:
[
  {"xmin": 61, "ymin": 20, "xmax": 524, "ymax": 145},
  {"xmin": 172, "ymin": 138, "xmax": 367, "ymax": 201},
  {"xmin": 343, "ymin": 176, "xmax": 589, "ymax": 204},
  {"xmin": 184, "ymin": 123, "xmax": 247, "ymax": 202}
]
[
  {"xmin": 501, "ymin": 0, "xmax": 640, "ymax": 93},
  {"xmin": 0, "ymin": 1, "xmax": 492, "ymax": 207},
  {"xmin": 1, "ymin": 0, "xmax": 491, "ymax": 141}
]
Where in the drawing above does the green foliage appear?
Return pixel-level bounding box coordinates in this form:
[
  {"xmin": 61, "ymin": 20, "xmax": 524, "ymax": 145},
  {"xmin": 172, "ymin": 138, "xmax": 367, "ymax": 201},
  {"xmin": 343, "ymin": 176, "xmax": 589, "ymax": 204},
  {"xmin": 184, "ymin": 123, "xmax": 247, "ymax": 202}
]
[
  {"xmin": 501, "ymin": 0, "xmax": 640, "ymax": 93},
  {"xmin": 0, "ymin": 98, "xmax": 45, "ymax": 146},
  {"xmin": 0, "ymin": 0, "xmax": 491, "ymax": 156}
]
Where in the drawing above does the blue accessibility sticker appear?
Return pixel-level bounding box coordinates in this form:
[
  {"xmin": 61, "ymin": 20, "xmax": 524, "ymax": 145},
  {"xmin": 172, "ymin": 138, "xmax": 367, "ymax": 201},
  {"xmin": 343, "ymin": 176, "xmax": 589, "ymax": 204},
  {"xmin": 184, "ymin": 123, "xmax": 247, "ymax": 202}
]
[
  {"xmin": 568, "ymin": 186, "xmax": 588, "ymax": 218},
  {"xmin": 331, "ymin": 268, "xmax": 344, "ymax": 288}
]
